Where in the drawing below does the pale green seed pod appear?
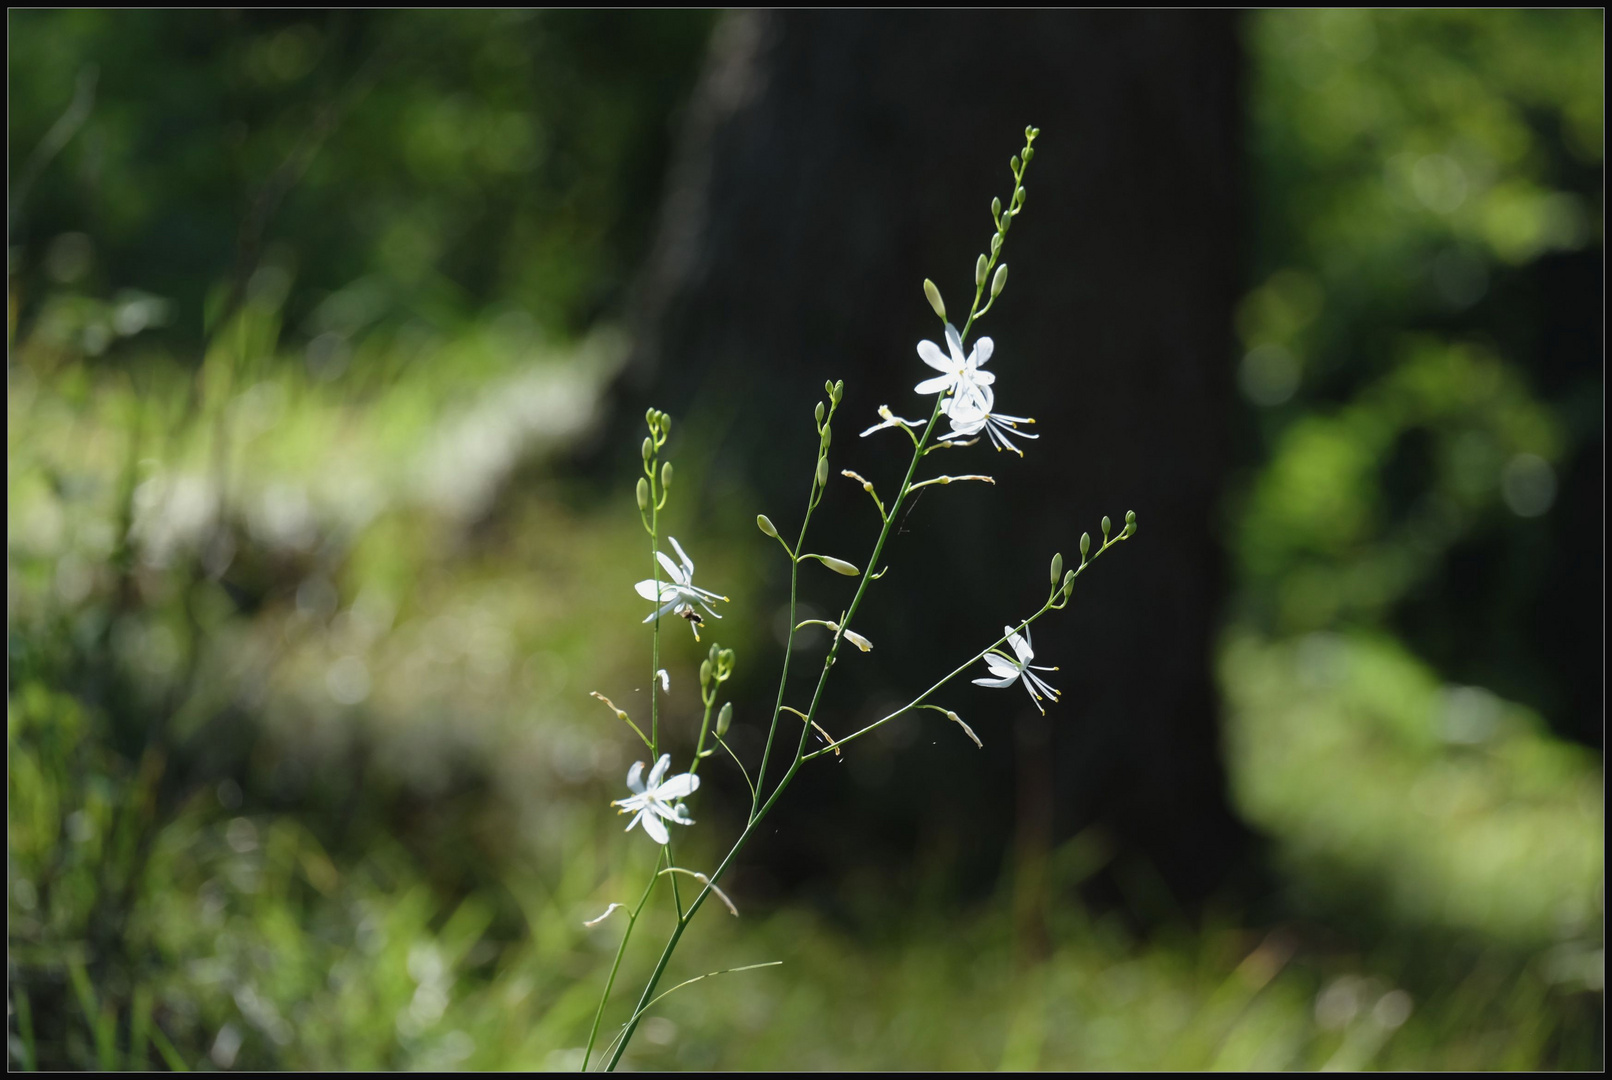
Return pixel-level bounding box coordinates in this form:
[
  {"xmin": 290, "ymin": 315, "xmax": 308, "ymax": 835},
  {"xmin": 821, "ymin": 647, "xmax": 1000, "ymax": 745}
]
[
  {"xmin": 991, "ymin": 264, "xmax": 1008, "ymax": 298},
  {"xmin": 816, "ymin": 457, "xmax": 829, "ymax": 487},
  {"xmin": 1101, "ymin": 515, "xmax": 1111, "ymax": 538},
  {"xmin": 819, "ymin": 555, "xmax": 860, "ymax": 576},
  {"xmin": 1050, "ymin": 552, "xmax": 1063, "ymax": 586},
  {"xmin": 756, "ymin": 514, "xmax": 778, "ymax": 538},
  {"xmin": 1080, "ymin": 532, "xmax": 1091, "ymax": 557},
  {"xmin": 975, "ymin": 254, "xmax": 988, "ymax": 287},
  {"xmin": 661, "ymin": 461, "xmax": 673, "ymax": 491},
  {"xmin": 716, "ymin": 701, "xmax": 733, "ymax": 737},
  {"xmin": 636, "ymin": 478, "xmax": 649, "ymax": 511},
  {"xmin": 923, "ymin": 278, "xmax": 946, "ymax": 320}
]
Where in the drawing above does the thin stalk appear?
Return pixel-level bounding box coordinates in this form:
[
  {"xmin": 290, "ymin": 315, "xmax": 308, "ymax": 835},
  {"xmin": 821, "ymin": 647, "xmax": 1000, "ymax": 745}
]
[{"xmin": 581, "ymin": 847, "xmax": 666, "ymax": 1071}]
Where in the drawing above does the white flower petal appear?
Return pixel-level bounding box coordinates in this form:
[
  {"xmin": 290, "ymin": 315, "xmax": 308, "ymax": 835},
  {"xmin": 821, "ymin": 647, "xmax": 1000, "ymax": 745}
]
[
  {"xmin": 656, "ymin": 669, "xmax": 670, "ymax": 692},
  {"xmin": 626, "ymin": 761, "xmax": 646, "ymax": 794},
  {"xmin": 917, "ymin": 339, "xmax": 953, "ymax": 373},
  {"xmin": 640, "ymin": 811, "xmax": 669, "ymax": 845},
  {"xmin": 983, "ymin": 653, "xmax": 1021, "ymax": 679},
  {"xmin": 667, "ymin": 536, "xmax": 694, "ymax": 576},
  {"xmin": 944, "ymin": 323, "xmax": 966, "ymax": 365},
  {"xmin": 973, "ymin": 674, "xmax": 1020, "ymax": 689},
  {"xmin": 915, "ymin": 374, "xmax": 953, "ymax": 396},
  {"xmin": 647, "ymin": 753, "xmax": 671, "ymax": 789},
  {"xmin": 654, "ymin": 773, "xmax": 700, "ymax": 800},
  {"xmin": 656, "ymin": 550, "xmax": 684, "ymax": 583},
  {"xmin": 972, "ymin": 337, "xmax": 994, "ymax": 367},
  {"xmin": 1007, "ymin": 627, "xmax": 1033, "ymax": 664}
]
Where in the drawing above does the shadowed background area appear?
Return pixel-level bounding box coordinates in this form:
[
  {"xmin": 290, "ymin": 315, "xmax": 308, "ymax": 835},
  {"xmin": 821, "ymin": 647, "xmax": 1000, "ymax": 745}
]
[{"xmin": 8, "ymin": 9, "xmax": 1602, "ymax": 1071}]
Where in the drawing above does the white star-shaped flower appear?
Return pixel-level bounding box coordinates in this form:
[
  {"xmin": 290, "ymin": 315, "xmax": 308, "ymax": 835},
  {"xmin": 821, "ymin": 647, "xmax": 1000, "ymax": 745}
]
[
  {"xmin": 610, "ymin": 753, "xmax": 699, "ymax": 845},
  {"xmin": 915, "ymin": 323, "xmax": 995, "ymax": 412},
  {"xmin": 634, "ymin": 536, "xmax": 729, "ymax": 638},
  {"xmin": 972, "ymin": 625, "xmax": 1060, "ymax": 714},
  {"xmin": 939, "ymin": 384, "xmax": 1039, "ymax": 456}
]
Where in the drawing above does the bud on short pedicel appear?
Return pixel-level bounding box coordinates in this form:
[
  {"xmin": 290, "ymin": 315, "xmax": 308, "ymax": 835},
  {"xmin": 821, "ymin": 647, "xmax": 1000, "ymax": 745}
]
[
  {"xmin": 636, "ymin": 478, "xmax": 649, "ymax": 511},
  {"xmin": 819, "ymin": 555, "xmax": 860, "ymax": 576},
  {"xmin": 815, "ymin": 457, "xmax": 829, "ymax": 487},
  {"xmin": 700, "ymin": 659, "xmax": 712, "ymax": 687},
  {"xmin": 716, "ymin": 701, "xmax": 733, "ymax": 737},
  {"xmin": 1080, "ymin": 532, "xmax": 1091, "ymax": 557},
  {"xmin": 815, "ymin": 401, "xmax": 825, "ymax": 426},
  {"xmin": 991, "ymin": 264, "xmax": 1008, "ymax": 298},
  {"xmin": 641, "ymin": 437, "xmax": 653, "ymax": 462},
  {"xmin": 976, "ymin": 255, "xmax": 988, "ymax": 287},
  {"xmin": 661, "ymin": 461, "xmax": 673, "ymax": 490},
  {"xmin": 1101, "ymin": 515, "xmax": 1111, "ymax": 538},
  {"xmin": 1050, "ymin": 553, "xmax": 1063, "ymax": 585},
  {"xmin": 756, "ymin": 514, "xmax": 778, "ymax": 538},
  {"xmin": 923, "ymin": 278, "xmax": 946, "ymax": 320}
]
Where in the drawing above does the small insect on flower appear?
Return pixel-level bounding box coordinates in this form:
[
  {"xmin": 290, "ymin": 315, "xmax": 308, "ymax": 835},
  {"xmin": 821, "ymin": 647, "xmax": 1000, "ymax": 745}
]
[
  {"xmin": 915, "ymin": 323, "xmax": 996, "ymax": 413},
  {"xmin": 972, "ymin": 625, "xmax": 1061, "ymax": 714},
  {"xmin": 612, "ymin": 754, "xmax": 700, "ymax": 845},
  {"xmin": 634, "ymin": 536, "xmax": 730, "ymax": 640}
]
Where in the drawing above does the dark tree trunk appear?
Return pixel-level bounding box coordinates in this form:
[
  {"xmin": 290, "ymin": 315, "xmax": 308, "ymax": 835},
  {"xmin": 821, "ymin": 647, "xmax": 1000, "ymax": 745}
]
[{"xmin": 612, "ymin": 11, "xmax": 1257, "ymax": 916}]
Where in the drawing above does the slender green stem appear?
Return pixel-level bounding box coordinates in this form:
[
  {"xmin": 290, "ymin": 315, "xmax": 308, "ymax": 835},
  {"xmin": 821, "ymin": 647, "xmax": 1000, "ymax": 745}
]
[
  {"xmin": 581, "ymin": 847, "xmax": 665, "ymax": 1071},
  {"xmin": 607, "ymin": 136, "xmax": 1042, "ymax": 1069},
  {"xmin": 801, "ymin": 532, "xmax": 1124, "ymax": 761}
]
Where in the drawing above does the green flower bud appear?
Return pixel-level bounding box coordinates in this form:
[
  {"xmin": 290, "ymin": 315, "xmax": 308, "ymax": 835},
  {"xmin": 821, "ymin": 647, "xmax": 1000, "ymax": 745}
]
[
  {"xmin": 645, "ymin": 407, "xmax": 657, "ymax": 426},
  {"xmin": 756, "ymin": 514, "xmax": 778, "ymax": 538},
  {"xmin": 923, "ymin": 278, "xmax": 946, "ymax": 320},
  {"xmin": 991, "ymin": 233, "xmax": 1002, "ymax": 255},
  {"xmin": 991, "ymin": 196, "xmax": 1002, "ymax": 219},
  {"xmin": 1062, "ymin": 569, "xmax": 1075, "ymax": 593},
  {"xmin": 818, "ymin": 555, "xmax": 860, "ymax": 576},
  {"xmin": 1050, "ymin": 552, "xmax": 1063, "ymax": 586},
  {"xmin": 700, "ymin": 659, "xmax": 712, "ymax": 687},
  {"xmin": 816, "ymin": 457, "xmax": 829, "ymax": 487},
  {"xmin": 821, "ymin": 425, "xmax": 831, "ymax": 448},
  {"xmin": 1126, "ymin": 510, "xmax": 1136, "ymax": 526},
  {"xmin": 636, "ymin": 478, "xmax": 650, "ymax": 511},
  {"xmin": 660, "ymin": 413, "xmax": 671, "ymax": 436},
  {"xmin": 975, "ymin": 254, "xmax": 988, "ymax": 287},
  {"xmin": 716, "ymin": 701, "xmax": 733, "ymax": 736},
  {"xmin": 833, "ymin": 379, "xmax": 844, "ymax": 401},
  {"xmin": 641, "ymin": 436, "xmax": 653, "ymax": 461},
  {"xmin": 991, "ymin": 264, "xmax": 1008, "ymax": 298},
  {"xmin": 660, "ymin": 461, "xmax": 673, "ymax": 490},
  {"xmin": 1101, "ymin": 515, "xmax": 1111, "ymax": 538},
  {"xmin": 1023, "ymin": 146, "xmax": 1035, "ymax": 163},
  {"xmin": 1011, "ymin": 154, "xmax": 1021, "ymax": 172},
  {"xmin": 1080, "ymin": 532, "xmax": 1091, "ymax": 557},
  {"xmin": 815, "ymin": 401, "xmax": 825, "ymax": 426},
  {"xmin": 718, "ymin": 646, "xmax": 734, "ymax": 670}
]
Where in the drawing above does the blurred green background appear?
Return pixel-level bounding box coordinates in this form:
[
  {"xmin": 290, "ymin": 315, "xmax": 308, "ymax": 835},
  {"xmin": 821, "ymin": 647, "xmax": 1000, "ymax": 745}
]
[{"xmin": 7, "ymin": 9, "xmax": 1602, "ymax": 1070}]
